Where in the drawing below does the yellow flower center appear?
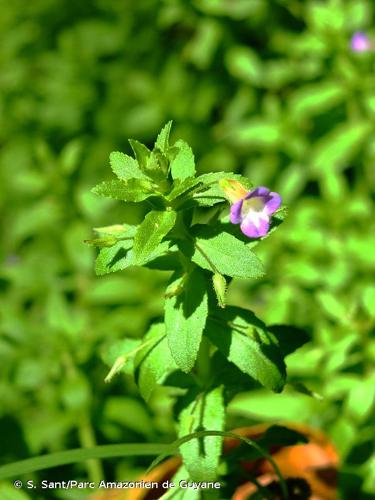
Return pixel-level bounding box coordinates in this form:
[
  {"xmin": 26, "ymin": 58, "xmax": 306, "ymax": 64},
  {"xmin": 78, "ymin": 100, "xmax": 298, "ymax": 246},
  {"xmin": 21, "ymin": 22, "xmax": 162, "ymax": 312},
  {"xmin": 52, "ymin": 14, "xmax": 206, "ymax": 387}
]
[{"xmin": 242, "ymin": 197, "xmax": 265, "ymax": 213}]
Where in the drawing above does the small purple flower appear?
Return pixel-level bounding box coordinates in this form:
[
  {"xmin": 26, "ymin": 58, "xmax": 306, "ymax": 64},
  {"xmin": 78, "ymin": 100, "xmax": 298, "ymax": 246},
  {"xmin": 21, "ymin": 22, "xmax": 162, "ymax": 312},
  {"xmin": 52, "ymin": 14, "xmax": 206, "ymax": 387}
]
[
  {"xmin": 351, "ymin": 32, "xmax": 371, "ymax": 52},
  {"xmin": 230, "ymin": 186, "xmax": 282, "ymax": 238}
]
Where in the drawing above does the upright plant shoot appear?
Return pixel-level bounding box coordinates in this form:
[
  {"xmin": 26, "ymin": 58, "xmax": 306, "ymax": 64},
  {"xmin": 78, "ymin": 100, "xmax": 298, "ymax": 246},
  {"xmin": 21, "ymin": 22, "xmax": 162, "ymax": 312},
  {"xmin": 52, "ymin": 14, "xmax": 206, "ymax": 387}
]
[{"xmin": 88, "ymin": 122, "xmax": 308, "ymax": 496}]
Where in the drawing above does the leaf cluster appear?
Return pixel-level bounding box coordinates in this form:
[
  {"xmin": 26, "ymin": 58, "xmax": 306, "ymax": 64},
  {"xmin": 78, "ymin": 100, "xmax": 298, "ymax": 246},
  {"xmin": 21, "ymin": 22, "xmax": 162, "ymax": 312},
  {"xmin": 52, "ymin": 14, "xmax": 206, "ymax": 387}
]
[{"xmin": 90, "ymin": 123, "xmax": 309, "ymax": 484}]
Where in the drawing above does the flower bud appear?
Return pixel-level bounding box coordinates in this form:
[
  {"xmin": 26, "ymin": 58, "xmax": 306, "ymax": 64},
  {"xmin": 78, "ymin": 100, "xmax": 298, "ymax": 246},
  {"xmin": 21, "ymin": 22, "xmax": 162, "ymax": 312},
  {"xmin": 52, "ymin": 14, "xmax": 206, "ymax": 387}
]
[
  {"xmin": 219, "ymin": 179, "xmax": 248, "ymax": 203},
  {"xmin": 212, "ymin": 273, "xmax": 227, "ymax": 308}
]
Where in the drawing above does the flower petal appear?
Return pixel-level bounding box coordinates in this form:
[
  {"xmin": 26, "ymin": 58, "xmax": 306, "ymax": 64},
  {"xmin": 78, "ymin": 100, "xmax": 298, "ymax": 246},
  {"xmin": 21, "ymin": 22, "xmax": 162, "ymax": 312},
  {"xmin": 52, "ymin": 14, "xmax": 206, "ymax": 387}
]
[
  {"xmin": 245, "ymin": 186, "xmax": 270, "ymax": 200},
  {"xmin": 264, "ymin": 191, "xmax": 282, "ymax": 215},
  {"xmin": 230, "ymin": 199, "xmax": 244, "ymax": 224},
  {"xmin": 351, "ymin": 32, "xmax": 371, "ymax": 52},
  {"xmin": 240, "ymin": 211, "xmax": 270, "ymax": 238}
]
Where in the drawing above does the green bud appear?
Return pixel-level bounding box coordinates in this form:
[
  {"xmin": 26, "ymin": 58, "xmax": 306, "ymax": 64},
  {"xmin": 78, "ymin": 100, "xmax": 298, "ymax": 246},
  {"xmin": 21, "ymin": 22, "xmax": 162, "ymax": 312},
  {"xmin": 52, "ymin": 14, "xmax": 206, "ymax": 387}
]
[
  {"xmin": 84, "ymin": 236, "xmax": 118, "ymax": 248},
  {"xmin": 165, "ymin": 274, "xmax": 187, "ymax": 298},
  {"xmin": 212, "ymin": 273, "xmax": 227, "ymax": 308}
]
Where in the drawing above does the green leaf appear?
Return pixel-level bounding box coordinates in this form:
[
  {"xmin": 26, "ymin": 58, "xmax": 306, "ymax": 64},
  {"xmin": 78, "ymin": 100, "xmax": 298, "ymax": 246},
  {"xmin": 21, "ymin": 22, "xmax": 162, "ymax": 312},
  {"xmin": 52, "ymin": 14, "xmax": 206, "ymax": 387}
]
[
  {"xmin": 144, "ymin": 149, "xmax": 169, "ymax": 182},
  {"xmin": 289, "ymin": 81, "xmax": 345, "ymax": 120},
  {"xmin": 94, "ymin": 225, "xmax": 137, "ymax": 275},
  {"xmin": 189, "ymin": 173, "xmax": 252, "ymax": 208},
  {"xmin": 267, "ymin": 325, "xmax": 310, "ymax": 357},
  {"xmin": 205, "ymin": 307, "xmax": 286, "ymax": 392},
  {"xmin": 170, "ymin": 140, "xmax": 196, "ymax": 180},
  {"xmin": 134, "ymin": 323, "xmax": 178, "ymax": 401},
  {"xmin": 345, "ymin": 374, "xmax": 375, "ymax": 423},
  {"xmin": 93, "ymin": 224, "xmax": 134, "ymax": 238},
  {"xmin": 165, "ymin": 269, "xmax": 208, "ymax": 372},
  {"xmin": 192, "ymin": 229, "xmax": 264, "ymax": 279},
  {"xmin": 167, "ymin": 177, "xmax": 203, "ymax": 201},
  {"xmin": 311, "ymin": 122, "xmax": 372, "ymax": 175},
  {"xmin": 129, "ymin": 139, "xmax": 151, "ymax": 169},
  {"xmin": 230, "ymin": 119, "xmax": 281, "ymax": 149},
  {"xmin": 133, "ymin": 210, "xmax": 177, "ymax": 264},
  {"xmin": 155, "ymin": 120, "xmax": 173, "ymax": 153},
  {"xmin": 109, "ymin": 151, "xmax": 147, "ymax": 180},
  {"xmin": 161, "ymin": 466, "xmax": 201, "ymax": 499},
  {"xmin": 307, "ymin": 2, "xmax": 345, "ymax": 32},
  {"xmin": 225, "ymin": 46, "xmax": 262, "ymax": 85},
  {"xmin": 95, "ymin": 240, "xmax": 134, "ymax": 276},
  {"xmin": 178, "ymin": 386, "xmax": 225, "ymax": 481},
  {"xmin": 167, "ymin": 171, "xmax": 251, "ymax": 203},
  {"xmin": 92, "ymin": 179, "xmax": 155, "ymax": 202}
]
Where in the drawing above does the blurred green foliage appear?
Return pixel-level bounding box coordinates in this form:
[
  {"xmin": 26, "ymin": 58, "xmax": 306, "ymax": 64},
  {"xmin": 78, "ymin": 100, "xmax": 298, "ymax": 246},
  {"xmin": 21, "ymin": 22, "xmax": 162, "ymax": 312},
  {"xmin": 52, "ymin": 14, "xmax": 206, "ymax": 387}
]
[{"xmin": 0, "ymin": 0, "xmax": 374, "ymax": 498}]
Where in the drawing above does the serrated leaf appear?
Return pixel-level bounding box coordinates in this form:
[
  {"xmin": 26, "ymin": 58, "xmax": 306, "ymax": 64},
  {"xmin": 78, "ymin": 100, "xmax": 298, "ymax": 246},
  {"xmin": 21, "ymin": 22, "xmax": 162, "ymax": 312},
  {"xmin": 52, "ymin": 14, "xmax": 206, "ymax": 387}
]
[
  {"xmin": 165, "ymin": 269, "xmax": 208, "ymax": 372},
  {"xmin": 95, "ymin": 240, "xmax": 134, "ymax": 276},
  {"xmin": 129, "ymin": 139, "xmax": 151, "ymax": 169},
  {"xmin": 144, "ymin": 149, "xmax": 169, "ymax": 182},
  {"xmin": 155, "ymin": 121, "xmax": 173, "ymax": 153},
  {"xmin": 167, "ymin": 177, "xmax": 202, "ymax": 201},
  {"xmin": 205, "ymin": 307, "xmax": 286, "ymax": 392},
  {"xmin": 192, "ymin": 229, "xmax": 264, "ymax": 279},
  {"xmin": 134, "ymin": 323, "xmax": 178, "ymax": 401},
  {"xmin": 179, "ymin": 386, "xmax": 225, "ymax": 482},
  {"xmin": 167, "ymin": 171, "xmax": 252, "ymax": 203},
  {"xmin": 133, "ymin": 210, "xmax": 176, "ymax": 264},
  {"xmin": 170, "ymin": 140, "xmax": 196, "ymax": 180},
  {"xmin": 267, "ymin": 325, "xmax": 310, "ymax": 357},
  {"xmin": 109, "ymin": 151, "xmax": 147, "ymax": 180},
  {"xmin": 94, "ymin": 224, "xmax": 170, "ymax": 275},
  {"xmin": 191, "ymin": 172, "xmax": 252, "ymax": 208},
  {"xmin": 87, "ymin": 223, "xmax": 136, "ymax": 248},
  {"xmin": 92, "ymin": 179, "xmax": 154, "ymax": 202}
]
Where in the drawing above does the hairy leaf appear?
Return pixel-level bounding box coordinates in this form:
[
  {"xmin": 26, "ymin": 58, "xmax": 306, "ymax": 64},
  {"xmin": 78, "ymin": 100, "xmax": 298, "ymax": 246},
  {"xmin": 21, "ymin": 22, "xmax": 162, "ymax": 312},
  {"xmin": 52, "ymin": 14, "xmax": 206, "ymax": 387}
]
[
  {"xmin": 161, "ymin": 465, "xmax": 200, "ymax": 499},
  {"xmin": 155, "ymin": 120, "xmax": 173, "ymax": 153},
  {"xmin": 134, "ymin": 323, "xmax": 178, "ymax": 401},
  {"xmin": 165, "ymin": 269, "xmax": 208, "ymax": 372},
  {"xmin": 95, "ymin": 242, "xmax": 133, "ymax": 275},
  {"xmin": 95, "ymin": 226, "xmax": 170, "ymax": 275},
  {"xmin": 178, "ymin": 386, "xmax": 225, "ymax": 481},
  {"xmin": 167, "ymin": 171, "xmax": 251, "ymax": 203},
  {"xmin": 192, "ymin": 229, "xmax": 264, "ymax": 279},
  {"xmin": 205, "ymin": 307, "xmax": 286, "ymax": 392},
  {"xmin": 129, "ymin": 139, "xmax": 151, "ymax": 169},
  {"xmin": 92, "ymin": 179, "xmax": 154, "ymax": 202},
  {"xmin": 109, "ymin": 151, "xmax": 147, "ymax": 180},
  {"xmin": 170, "ymin": 140, "xmax": 196, "ymax": 180},
  {"xmin": 133, "ymin": 210, "xmax": 176, "ymax": 264},
  {"xmin": 95, "ymin": 225, "xmax": 137, "ymax": 275}
]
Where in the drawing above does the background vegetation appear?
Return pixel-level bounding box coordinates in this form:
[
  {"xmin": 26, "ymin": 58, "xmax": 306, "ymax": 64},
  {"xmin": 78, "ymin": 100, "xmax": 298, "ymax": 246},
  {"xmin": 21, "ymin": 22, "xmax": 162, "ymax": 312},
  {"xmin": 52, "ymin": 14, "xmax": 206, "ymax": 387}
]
[{"xmin": 0, "ymin": 0, "xmax": 374, "ymax": 498}]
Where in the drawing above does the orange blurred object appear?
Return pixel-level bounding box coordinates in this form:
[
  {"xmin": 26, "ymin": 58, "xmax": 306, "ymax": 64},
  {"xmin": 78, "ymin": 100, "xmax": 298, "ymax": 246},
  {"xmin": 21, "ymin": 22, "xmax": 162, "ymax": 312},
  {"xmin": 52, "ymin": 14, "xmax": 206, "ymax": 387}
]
[{"xmin": 92, "ymin": 423, "xmax": 338, "ymax": 500}]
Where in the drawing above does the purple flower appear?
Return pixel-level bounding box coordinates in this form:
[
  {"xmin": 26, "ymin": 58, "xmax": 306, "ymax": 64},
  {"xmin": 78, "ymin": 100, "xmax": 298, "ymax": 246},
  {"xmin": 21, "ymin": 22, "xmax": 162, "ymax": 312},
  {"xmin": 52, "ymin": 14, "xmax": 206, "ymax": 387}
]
[
  {"xmin": 230, "ymin": 186, "xmax": 282, "ymax": 238},
  {"xmin": 351, "ymin": 32, "xmax": 371, "ymax": 52}
]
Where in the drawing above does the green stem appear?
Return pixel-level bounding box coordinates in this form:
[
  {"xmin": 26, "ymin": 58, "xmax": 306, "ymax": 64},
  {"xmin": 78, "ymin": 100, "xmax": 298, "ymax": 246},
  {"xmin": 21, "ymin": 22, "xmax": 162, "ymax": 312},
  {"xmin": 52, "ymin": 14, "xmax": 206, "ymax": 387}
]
[
  {"xmin": 77, "ymin": 413, "xmax": 104, "ymax": 484},
  {"xmin": 194, "ymin": 242, "xmax": 220, "ymax": 274}
]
